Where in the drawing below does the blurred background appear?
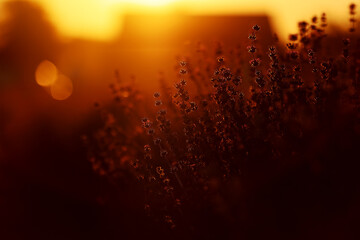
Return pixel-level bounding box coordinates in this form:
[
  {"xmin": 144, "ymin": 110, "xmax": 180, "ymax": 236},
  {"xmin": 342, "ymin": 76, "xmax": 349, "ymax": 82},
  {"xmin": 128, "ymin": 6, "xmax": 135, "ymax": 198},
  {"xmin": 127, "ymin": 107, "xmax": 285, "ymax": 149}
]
[{"xmin": 0, "ymin": 0, "xmax": 357, "ymax": 239}]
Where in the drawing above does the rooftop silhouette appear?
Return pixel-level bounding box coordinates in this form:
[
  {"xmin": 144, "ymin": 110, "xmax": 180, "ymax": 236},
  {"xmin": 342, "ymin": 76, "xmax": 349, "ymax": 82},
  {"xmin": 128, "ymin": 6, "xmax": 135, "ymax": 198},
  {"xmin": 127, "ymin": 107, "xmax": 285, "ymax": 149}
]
[{"xmin": 118, "ymin": 14, "xmax": 274, "ymax": 48}]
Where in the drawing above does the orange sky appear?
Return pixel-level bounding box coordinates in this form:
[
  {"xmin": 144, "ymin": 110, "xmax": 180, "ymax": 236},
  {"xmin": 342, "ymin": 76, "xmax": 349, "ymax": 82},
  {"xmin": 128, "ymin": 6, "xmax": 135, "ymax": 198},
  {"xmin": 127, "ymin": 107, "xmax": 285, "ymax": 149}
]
[{"xmin": 0, "ymin": 0, "xmax": 355, "ymax": 41}]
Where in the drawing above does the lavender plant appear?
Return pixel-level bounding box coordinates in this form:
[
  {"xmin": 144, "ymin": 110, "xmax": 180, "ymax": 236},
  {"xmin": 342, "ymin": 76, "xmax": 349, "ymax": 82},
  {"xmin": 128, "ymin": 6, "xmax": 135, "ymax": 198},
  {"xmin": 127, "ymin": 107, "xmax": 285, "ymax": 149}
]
[{"xmin": 85, "ymin": 5, "xmax": 360, "ymax": 236}]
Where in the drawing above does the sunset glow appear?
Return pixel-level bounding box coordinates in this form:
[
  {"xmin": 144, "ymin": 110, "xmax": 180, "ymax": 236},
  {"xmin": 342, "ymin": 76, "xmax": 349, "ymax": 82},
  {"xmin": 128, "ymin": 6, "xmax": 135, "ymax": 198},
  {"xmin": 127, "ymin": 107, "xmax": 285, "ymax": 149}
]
[
  {"xmin": 105, "ymin": 0, "xmax": 176, "ymax": 7},
  {"xmin": 1, "ymin": 0, "xmax": 359, "ymax": 237},
  {"xmin": 3, "ymin": 0, "xmax": 350, "ymax": 41}
]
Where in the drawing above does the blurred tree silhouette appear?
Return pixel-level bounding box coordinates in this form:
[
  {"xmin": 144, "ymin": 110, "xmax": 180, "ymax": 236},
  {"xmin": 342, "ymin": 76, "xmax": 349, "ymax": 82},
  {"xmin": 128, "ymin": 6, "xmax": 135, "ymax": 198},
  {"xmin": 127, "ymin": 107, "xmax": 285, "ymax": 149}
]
[{"xmin": 0, "ymin": 0, "xmax": 59, "ymax": 87}]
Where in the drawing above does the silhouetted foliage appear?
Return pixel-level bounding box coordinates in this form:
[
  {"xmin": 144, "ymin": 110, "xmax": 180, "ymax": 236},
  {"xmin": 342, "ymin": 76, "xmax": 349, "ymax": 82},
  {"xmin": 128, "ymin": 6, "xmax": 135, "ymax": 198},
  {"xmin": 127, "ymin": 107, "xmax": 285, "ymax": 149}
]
[{"xmin": 86, "ymin": 5, "xmax": 360, "ymax": 239}]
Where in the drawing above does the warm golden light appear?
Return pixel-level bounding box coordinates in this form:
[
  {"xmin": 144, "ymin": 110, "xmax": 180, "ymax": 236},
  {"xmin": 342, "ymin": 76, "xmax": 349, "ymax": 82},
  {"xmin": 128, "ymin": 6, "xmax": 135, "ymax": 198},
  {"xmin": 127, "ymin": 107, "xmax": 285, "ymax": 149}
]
[
  {"xmin": 50, "ymin": 74, "xmax": 73, "ymax": 100},
  {"xmin": 106, "ymin": 0, "xmax": 176, "ymax": 6},
  {"xmin": 35, "ymin": 60, "xmax": 58, "ymax": 87},
  {"xmin": 20, "ymin": 0, "xmax": 352, "ymax": 41}
]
